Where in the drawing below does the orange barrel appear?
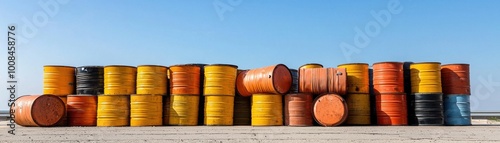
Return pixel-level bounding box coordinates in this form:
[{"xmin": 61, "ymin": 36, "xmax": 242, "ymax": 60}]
[
  {"xmin": 130, "ymin": 94, "xmax": 162, "ymax": 126},
  {"xmin": 236, "ymin": 70, "xmax": 252, "ymax": 97},
  {"xmin": 345, "ymin": 93, "xmax": 371, "ymax": 125},
  {"xmin": 12, "ymin": 95, "xmax": 66, "ymax": 127},
  {"xmin": 162, "ymin": 95, "xmax": 170, "ymax": 125},
  {"xmin": 104, "ymin": 65, "xmax": 136, "ymax": 95},
  {"xmin": 169, "ymin": 64, "xmax": 201, "ymax": 95},
  {"xmin": 97, "ymin": 95, "xmax": 130, "ymax": 127},
  {"xmin": 251, "ymin": 94, "xmax": 283, "ymax": 126},
  {"xmin": 327, "ymin": 68, "xmax": 347, "ymax": 95},
  {"xmin": 441, "ymin": 64, "xmax": 470, "ymax": 95},
  {"xmin": 136, "ymin": 65, "xmax": 168, "ymax": 95},
  {"xmin": 312, "ymin": 94, "xmax": 348, "ymax": 126},
  {"xmin": 43, "ymin": 65, "xmax": 75, "ymax": 96},
  {"xmin": 204, "ymin": 95, "xmax": 234, "ymax": 125},
  {"xmin": 373, "ymin": 62, "xmax": 404, "ymax": 94},
  {"xmin": 284, "ymin": 93, "xmax": 313, "ymax": 126},
  {"xmin": 204, "ymin": 64, "xmax": 238, "ymax": 96},
  {"xmin": 67, "ymin": 95, "xmax": 97, "ymax": 126},
  {"xmin": 338, "ymin": 63, "xmax": 370, "ymax": 94},
  {"xmin": 55, "ymin": 96, "xmax": 68, "ymax": 126},
  {"xmin": 233, "ymin": 95, "xmax": 251, "ymax": 125},
  {"xmin": 169, "ymin": 94, "xmax": 199, "ymax": 126},
  {"xmin": 299, "ymin": 68, "xmax": 328, "ymax": 94},
  {"xmin": 410, "ymin": 62, "xmax": 442, "ymax": 93},
  {"xmin": 244, "ymin": 64, "xmax": 292, "ymax": 95},
  {"xmin": 375, "ymin": 93, "xmax": 408, "ymax": 125}
]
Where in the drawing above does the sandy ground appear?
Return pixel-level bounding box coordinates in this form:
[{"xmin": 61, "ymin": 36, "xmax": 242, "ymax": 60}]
[{"xmin": 0, "ymin": 119, "xmax": 499, "ymax": 143}]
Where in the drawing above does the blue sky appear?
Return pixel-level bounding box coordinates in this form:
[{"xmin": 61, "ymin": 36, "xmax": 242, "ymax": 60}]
[{"xmin": 1, "ymin": 0, "xmax": 499, "ymax": 111}]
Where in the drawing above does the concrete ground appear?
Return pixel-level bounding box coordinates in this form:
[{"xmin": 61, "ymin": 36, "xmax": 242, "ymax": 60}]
[{"xmin": 0, "ymin": 118, "xmax": 499, "ymax": 143}]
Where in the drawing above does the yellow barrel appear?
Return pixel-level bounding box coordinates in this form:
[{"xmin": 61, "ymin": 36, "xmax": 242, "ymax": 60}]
[
  {"xmin": 205, "ymin": 95, "xmax": 234, "ymax": 125},
  {"xmin": 130, "ymin": 94, "xmax": 162, "ymax": 126},
  {"xmin": 97, "ymin": 95, "xmax": 129, "ymax": 127},
  {"xmin": 204, "ymin": 64, "xmax": 238, "ymax": 96},
  {"xmin": 104, "ymin": 65, "xmax": 136, "ymax": 95},
  {"xmin": 43, "ymin": 65, "xmax": 75, "ymax": 96},
  {"xmin": 136, "ymin": 65, "xmax": 168, "ymax": 95},
  {"xmin": 345, "ymin": 93, "xmax": 371, "ymax": 125},
  {"xmin": 410, "ymin": 62, "xmax": 442, "ymax": 93},
  {"xmin": 338, "ymin": 63, "xmax": 369, "ymax": 93},
  {"xmin": 252, "ymin": 94, "xmax": 283, "ymax": 126},
  {"xmin": 299, "ymin": 63, "xmax": 323, "ymax": 69},
  {"xmin": 169, "ymin": 95, "xmax": 199, "ymax": 126},
  {"xmin": 233, "ymin": 96, "xmax": 251, "ymax": 125}
]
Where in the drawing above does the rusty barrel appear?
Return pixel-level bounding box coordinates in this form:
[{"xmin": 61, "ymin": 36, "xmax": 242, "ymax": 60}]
[
  {"xmin": 244, "ymin": 64, "xmax": 292, "ymax": 95},
  {"xmin": 410, "ymin": 62, "xmax": 442, "ymax": 93},
  {"xmin": 170, "ymin": 64, "xmax": 201, "ymax": 95},
  {"xmin": 375, "ymin": 93, "xmax": 408, "ymax": 125},
  {"xmin": 236, "ymin": 70, "xmax": 252, "ymax": 97},
  {"xmin": 233, "ymin": 95, "xmax": 251, "ymax": 125},
  {"xmin": 441, "ymin": 64, "xmax": 470, "ymax": 95},
  {"xmin": 345, "ymin": 93, "xmax": 371, "ymax": 125},
  {"xmin": 312, "ymin": 94, "xmax": 348, "ymax": 126},
  {"xmin": 299, "ymin": 68, "xmax": 347, "ymax": 95},
  {"xmin": 130, "ymin": 94, "xmax": 163, "ymax": 126},
  {"xmin": 285, "ymin": 93, "xmax": 313, "ymax": 126},
  {"xmin": 76, "ymin": 66, "xmax": 104, "ymax": 95},
  {"xmin": 55, "ymin": 96, "xmax": 68, "ymax": 126},
  {"xmin": 136, "ymin": 65, "xmax": 168, "ymax": 95},
  {"xmin": 104, "ymin": 65, "xmax": 136, "ymax": 95},
  {"xmin": 338, "ymin": 63, "xmax": 369, "ymax": 94},
  {"xmin": 43, "ymin": 65, "xmax": 75, "ymax": 96},
  {"xmin": 97, "ymin": 95, "xmax": 130, "ymax": 127},
  {"xmin": 67, "ymin": 95, "xmax": 97, "ymax": 126},
  {"xmin": 373, "ymin": 62, "xmax": 404, "ymax": 94},
  {"xmin": 12, "ymin": 95, "xmax": 66, "ymax": 127},
  {"xmin": 251, "ymin": 94, "xmax": 283, "ymax": 126}
]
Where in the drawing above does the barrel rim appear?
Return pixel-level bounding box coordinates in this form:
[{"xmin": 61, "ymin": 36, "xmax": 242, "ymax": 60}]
[
  {"xmin": 137, "ymin": 65, "xmax": 168, "ymax": 68},
  {"xmin": 130, "ymin": 94, "xmax": 166, "ymax": 96},
  {"xmin": 338, "ymin": 63, "xmax": 369, "ymax": 66},
  {"xmin": 68, "ymin": 94, "xmax": 98, "ymax": 96},
  {"xmin": 44, "ymin": 65, "xmax": 75, "ymax": 68},
  {"xmin": 313, "ymin": 93, "xmax": 348, "ymax": 126},
  {"xmin": 441, "ymin": 63, "xmax": 470, "ymax": 67},
  {"xmin": 410, "ymin": 62, "xmax": 442, "ymax": 65},
  {"xmin": 272, "ymin": 64, "xmax": 292, "ymax": 94},
  {"xmin": 299, "ymin": 63, "xmax": 323, "ymax": 68},
  {"xmin": 97, "ymin": 94, "xmax": 132, "ymax": 96},
  {"xmin": 169, "ymin": 94, "xmax": 200, "ymax": 96},
  {"xmin": 205, "ymin": 64, "xmax": 238, "ymax": 68},
  {"xmin": 32, "ymin": 94, "xmax": 66, "ymax": 126},
  {"xmin": 104, "ymin": 65, "xmax": 136, "ymax": 68},
  {"xmin": 373, "ymin": 61, "xmax": 404, "ymax": 65},
  {"xmin": 169, "ymin": 64, "xmax": 206, "ymax": 67},
  {"xmin": 237, "ymin": 69, "xmax": 249, "ymax": 72},
  {"xmin": 411, "ymin": 93, "xmax": 444, "ymax": 96},
  {"xmin": 76, "ymin": 66, "xmax": 104, "ymax": 68}
]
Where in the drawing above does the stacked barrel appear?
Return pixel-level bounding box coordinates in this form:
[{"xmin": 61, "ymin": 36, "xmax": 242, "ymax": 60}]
[
  {"xmin": 409, "ymin": 62, "xmax": 443, "ymax": 126},
  {"xmin": 234, "ymin": 70, "xmax": 252, "ymax": 125},
  {"xmin": 169, "ymin": 64, "xmax": 201, "ymax": 126},
  {"xmin": 131, "ymin": 65, "xmax": 167, "ymax": 126},
  {"xmin": 244, "ymin": 64, "xmax": 291, "ymax": 126},
  {"xmin": 373, "ymin": 62, "xmax": 407, "ymax": 125},
  {"xmin": 338, "ymin": 63, "xmax": 371, "ymax": 125},
  {"xmin": 441, "ymin": 64, "xmax": 471, "ymax": 126},
  {"xmin": 202, "ymin": 64, "xmax": 238, "ymax": 125},
  {"xmin": 67, "ymin": 66, "xmax": 102, "ymax": 126},
  {"xmin": 43, "ymin": 65, "xmax": 75, "ymax": 126},
  {"xmin": 98, "ymin": 65, "xmax": 136, "ymax": 127}
]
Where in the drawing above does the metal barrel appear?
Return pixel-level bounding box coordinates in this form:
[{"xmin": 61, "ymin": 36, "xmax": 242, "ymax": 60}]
[
  {"xmin": 203, "ymin": 64, "xmax": 238, "ymax": 96},
  {"xmin": 43, "ymin": 65, "xmax": 75, "ymax": 96},
  {"xmin": 236, "ymin": 70, "xmax": 252, "ymax": 97},
  {"xmin": 327, "ymin": 68, "xmax": 347, "ymax": 95},
  {"xmin": 204, "ymin": 95, "xmax": 234, "ymax": 125},
  {"xmin": 67, "ymin": 95, "xmax": 97, "ymax": 126},
  {"xmin": 97, "ymin": 95, "xmax": 130, "ymax": 127},
  {"xmin": 443, "ymin": 94, "xmax": 471, "ymax": 126},
  {"xmin": 169, "ymin": 64, "xmax": 202, "ymax": 95},
  {"xmin": 345, "ymin": 93, "xmax": 371, "ymax": 125},
  {"xmin": 338, "ymin": 63, "xmax": 370, "ymax": 94},
  {"xmin": 299, "ymin": 68, "xmax": 347, "ymax": 95},
  {"xmin": 169, "ymin": 94, "xmax": 199, "ymax": 126},
  {"xmin": 312, "ymin": 94, "xmax": 348, "ymax": 127},
  {"xmin": 12, "ymin": 95, "xmax": 66, "ymax": 127},
  {"xmin": 441, "ymin": 64, "xmax": 470, "ymax": 95},
  {"xmin": 289, "ymin": 69, "xmax": 299, "ymax": 93},
  {"xmin": 408, "ymin": 93, "xmax": 444, "ymax": 126},
  {"xmin": 162, "ymin": 95, "xmax": 170, "ymax": 125},
  {"xmin": 375, "ymin": 93, "xmax": 408, "ymax": 125},
  {"xmin": 251, "ymin": 94, "xmax": 283, "ymax": 126},
  {"xmin": 410, "ymin": 62, "xmax": 442, "ymax": 93},
  {"xmin": 233, "ymin": 95, "xmax": 251, "ymax": 125},
  {"xmin": 130, "ymin": 94, "xmax": 163, "ymax": 126},
  {"xmin": 76, "ymin": 66, "xmax": 104, "ymax": 95},
  {"xmin": 299, "ymin": 63, "xmax": 323, "ymax": 69},
  {"xmin": 284, "ymin": 93, "xmax": 313, "ymax": 126},
  {"xmin": 244, "ymin": 64, "xmax": 292, "ymax": 95},
  {"xmin": 104, "ymin": 65, "xmax": 136, "ymax": 95},
  {"xmin": 55, "ymin": 96, "xmax": 68, "ymax": 126},
  {"xmin": 136, "ymin": 65, "xmax": 168, "ymax": 95},
  {"xmin": 373, "ymin": 62, "xmax": 404, "ymax": 94}
]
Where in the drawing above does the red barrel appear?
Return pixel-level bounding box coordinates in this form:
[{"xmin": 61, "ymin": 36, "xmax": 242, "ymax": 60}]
[
  {"xmin": 299, "ymin": 68, "xmax": 347, "ymax": 95},
  {"xmin": 376, "ymin": 93, "xmax": 408, "ymax": 125},
  {"xmin": 67, "ymin": 95, "xmax": 97, "ymax": 126},
  {"xmin": 285, "ymin": 93, "xmax": 313, "ymax": 126},
  {"xmin": 12, "ymin": 95, "xmax": 66, "ymax": 127},
  {"xmin": 373, "ymin": 62, "xmax": 404, "ymax": 94},
  {"xmin": 236, "ymin": 70, "xmax": 252, "ymax": 97},
  {"xmin": 312, "ymin": 94, "xmax": 348, "ymax": 126},
  {"xmin": 243, "ymin": 64, "xmax": 292, "ymax": 95},
  {"xmin": 170, "ymin": 64, "xmax": 201, "ymax": 95},
  {"xmin": 441, "ymin": 64, "xmax": 470, "ymax": 95}
]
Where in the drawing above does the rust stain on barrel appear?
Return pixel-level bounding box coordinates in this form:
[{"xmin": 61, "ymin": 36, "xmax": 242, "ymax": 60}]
[
  {"xmin": 285, "ymin": 93, "xmax": 313, "ymax": 126},
  {"xmin": 12, "ymin": 95, "xmax": 66, "ymax": 127}
]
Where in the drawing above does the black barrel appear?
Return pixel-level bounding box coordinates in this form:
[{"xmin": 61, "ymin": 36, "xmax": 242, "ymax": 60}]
[
  {"xmin": 369, "ymin": 68, "xmax": 376, "ymax": 125},
  {"xmin": 403, "ymin": 62, "xmax": 413, "ymax": 123},
  {"xmin": 408, "ymin": 93, "xmax": 444, "ymax": 126},
  {"xmin": 290, "ymin": 69, "xmax": 299, "ymax": 93},
  {"xmin": 76, "ymin": 66, "xmax": 104, "ymax": 95}
]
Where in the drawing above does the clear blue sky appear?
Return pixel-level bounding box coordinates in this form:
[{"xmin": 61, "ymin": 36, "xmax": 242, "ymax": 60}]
[{"xmin": 1, "ymin": 0, "xmax": 499, "ymax": 111}]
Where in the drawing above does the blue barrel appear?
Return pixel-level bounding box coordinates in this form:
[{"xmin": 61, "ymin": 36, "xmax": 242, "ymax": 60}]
[{"xmin": 443, "ymin": 95, "xmax": 471, "ymax": 126}]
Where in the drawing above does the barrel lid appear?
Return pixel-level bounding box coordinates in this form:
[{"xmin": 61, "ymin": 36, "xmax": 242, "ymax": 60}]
[
  {"xmin": 338, "ymin": 63, "xmax": 369, "ymax": 66},
  {"xmin": 373, "ymin": 61, "xmax": 403, "ymax": 65},
  {"xmin": 31, "ymin": 95, "xmax": 66, "ymax": 127},
  {"xmin": 44, "ymin": 65, "xmax": 75, "ymax": 68},
  {"xmin": 299, "ymin": 63, "xmax": 323, "ymax": 68},
  {"xmin": 312, "ymin": 94, "xmax": 348, "ymax": 126},
  {"xmin": 104, "ymin": 65, "xmax": 136, "ymax": 68},
  {"xmin": 205, "ymin": 64, "xmax": 238, "ymax": 68},
  {"xmin": 137, "ymin": 65, "xmax": 168, "ymax": 68},
  {"xmin": 411, "ymin": 62, "xmax": 441, "ymax": 65},
  {"xmin": 272, "ymin": 64, "xmax": 292, "ymax": 94}
]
